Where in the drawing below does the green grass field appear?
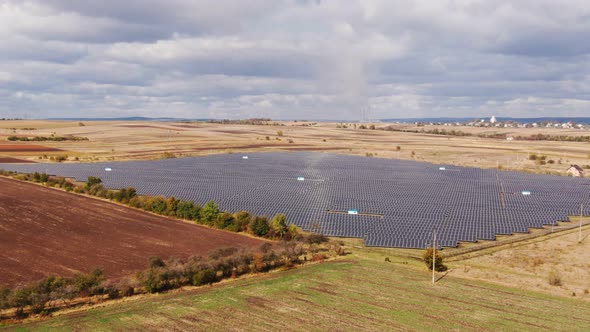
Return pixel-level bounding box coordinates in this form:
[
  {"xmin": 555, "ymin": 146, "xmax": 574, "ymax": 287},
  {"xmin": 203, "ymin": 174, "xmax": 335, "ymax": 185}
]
[{"xmin": 3, "ymin": 250, "xmax": 590, "ymax": 331}]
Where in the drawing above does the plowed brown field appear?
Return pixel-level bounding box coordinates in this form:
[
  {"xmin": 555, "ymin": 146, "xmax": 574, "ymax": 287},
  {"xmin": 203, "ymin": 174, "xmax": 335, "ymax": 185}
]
[
  {"xmin": 0, "ymin": 177, "xmax": 265, "ymax": 287},
  {"xmin": 0, "ymin": 144, "xmax": 62, "ymax": 152},
  {"xmin": 0, "ymin": 157, "xmax": 35, "ymax": 163}
]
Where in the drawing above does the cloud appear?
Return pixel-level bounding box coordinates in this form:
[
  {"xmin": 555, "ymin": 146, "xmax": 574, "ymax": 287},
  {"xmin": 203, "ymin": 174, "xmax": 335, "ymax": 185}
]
[{"xmin": 0, "ymin": 0, "xmax": 589, "ymax": 119}]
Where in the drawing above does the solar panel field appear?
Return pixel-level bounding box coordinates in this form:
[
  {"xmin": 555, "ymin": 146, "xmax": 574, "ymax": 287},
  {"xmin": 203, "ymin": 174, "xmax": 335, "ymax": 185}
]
[{"xmin": 2, "ymin": 152, "xmax": 589, "ymax": 249}]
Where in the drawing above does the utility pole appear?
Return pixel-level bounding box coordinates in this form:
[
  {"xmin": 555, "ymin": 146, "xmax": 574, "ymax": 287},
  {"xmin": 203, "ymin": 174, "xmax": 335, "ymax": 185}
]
[
  {"xmin": 580, "ymin": 203, "xmax": 584, "ymax": 243},
  {"xmin": 432, "ymin": 229, "xmax": 437, "ymax": 285}
]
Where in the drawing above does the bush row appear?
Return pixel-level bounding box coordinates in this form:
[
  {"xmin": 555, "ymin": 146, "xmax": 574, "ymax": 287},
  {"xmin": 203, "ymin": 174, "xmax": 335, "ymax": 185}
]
[
  {"xmin": 0, "ymin": 238, "xmax": 342, "ymax": 319},
  {"xmin": 6, "ymin": 135, "xmax": 88, "ymax": 142},
  {"xmin": 0, "ymin": 269, "xmax": 106, "ymax": 318}
]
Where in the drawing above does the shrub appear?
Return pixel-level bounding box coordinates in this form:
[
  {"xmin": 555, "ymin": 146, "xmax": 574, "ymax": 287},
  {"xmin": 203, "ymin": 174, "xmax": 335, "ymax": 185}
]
[
  {"xmin": 105, "ymin": 285, "xmax": 120, "ymax": 299},
  {"xmin": 73, "ymin": 269, "xmax": 105, "ymax": 295},
  {"xmin": 548, "ymin": 270, "xmax": 562, "ymax": 286},
  {"xmin": 39, "ymin": 173, "xmax": 49, "ymax": 183},
  {"xmin": 423, "ymin": 248, "xmax": 447, "ymax": 272},
  {"xmin": 138, "ymin": 268, "xmax": 169, "ymax": 293},
  {"xmin": 192, "ymin": 269, "xmax": 217, "ymax": 286},
  {"xmin": 305, "ymin": 234, "xmax": 328, "ymax": 244},
  {"xmin": 54, "ymin": 155, "xmax": 68, "ymax": 162},
  {"xmin": 149, "ymin": 257, "xmax": 166, "ymax": 268},
  {"xmin": 277, "ymin": 130, "xmax": 283, "ymax": 137}
]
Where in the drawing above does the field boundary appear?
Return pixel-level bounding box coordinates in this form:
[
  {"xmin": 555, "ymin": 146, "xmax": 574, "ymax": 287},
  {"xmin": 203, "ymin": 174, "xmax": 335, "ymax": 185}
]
[{"xmin": 445, "ymin": 220, "xmax": 590, "ymax": 261}]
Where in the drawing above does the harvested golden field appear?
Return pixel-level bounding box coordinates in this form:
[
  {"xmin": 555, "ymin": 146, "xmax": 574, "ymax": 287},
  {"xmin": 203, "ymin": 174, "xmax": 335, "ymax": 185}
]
[
  {"xmin": 0, "ymin": 120, "xmax": 589, "ymax": 176},
  {"xmin": 449, "ymin": 223, "xmax": 590, "ymax": 300}
]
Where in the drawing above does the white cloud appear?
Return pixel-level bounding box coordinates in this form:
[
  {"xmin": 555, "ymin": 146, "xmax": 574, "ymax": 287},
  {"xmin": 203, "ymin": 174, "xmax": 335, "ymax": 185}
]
[{"xmin": 0, "ymin": 0, "xmax": 589, "ymax": 119}]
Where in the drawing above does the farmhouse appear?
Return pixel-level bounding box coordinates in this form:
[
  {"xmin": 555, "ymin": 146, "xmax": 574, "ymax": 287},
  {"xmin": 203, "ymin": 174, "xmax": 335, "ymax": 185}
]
[{"xmin": 567, "ymin": 165, "xmax": 584, "ymax": 177}]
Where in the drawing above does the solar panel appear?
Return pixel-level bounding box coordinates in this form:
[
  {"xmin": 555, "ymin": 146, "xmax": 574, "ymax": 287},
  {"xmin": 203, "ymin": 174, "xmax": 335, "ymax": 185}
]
[{"xmin": 2, "ymin": 152, "xmax": 589, "ymax": 249}]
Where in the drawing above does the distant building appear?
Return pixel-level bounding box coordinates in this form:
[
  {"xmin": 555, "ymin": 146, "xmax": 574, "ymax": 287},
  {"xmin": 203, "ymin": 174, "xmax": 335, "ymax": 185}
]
[
  {"xmin": 490, "ymin": 116, "xmax": 497, "ymax": 124},
  {"xmin": 567, "ymin": 165, "xmax": 584, "ymax": 177},
  {"xmin": 506, "ymin": 136, "xmax": 514, "ymax": 141}
]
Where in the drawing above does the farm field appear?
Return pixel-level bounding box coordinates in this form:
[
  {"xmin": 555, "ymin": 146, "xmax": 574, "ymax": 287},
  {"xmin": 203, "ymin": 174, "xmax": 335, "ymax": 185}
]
[
  {"xmin": 1, "ymin": 120, "xmax": 589, "ymax": 175},
  {"xmin": 0, "ymin": 177, "xmax": 265, "ymax": 287},
  {"xmin": 449, "ymin": 224, "xmax": 590, "ymax": 300},
  {"xmin": 4, "ymin": 250, "xmax": 590, "ymax": 331}
]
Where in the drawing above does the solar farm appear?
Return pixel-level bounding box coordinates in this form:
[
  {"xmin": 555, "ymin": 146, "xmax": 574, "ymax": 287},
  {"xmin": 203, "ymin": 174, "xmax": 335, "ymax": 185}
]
[{"xmin": 3, "ymin": 152, "xmax": 589, "ymax": 249}]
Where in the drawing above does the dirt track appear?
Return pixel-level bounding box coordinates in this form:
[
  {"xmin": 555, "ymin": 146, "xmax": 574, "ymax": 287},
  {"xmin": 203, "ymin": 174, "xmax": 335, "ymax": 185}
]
[{"xmin": 0, "ymin": 177, "xmax": 265, "ymax": 287}]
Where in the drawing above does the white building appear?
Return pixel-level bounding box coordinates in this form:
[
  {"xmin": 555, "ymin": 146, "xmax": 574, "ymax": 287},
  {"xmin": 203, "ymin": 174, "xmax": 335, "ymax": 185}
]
[
  {"xmin": 567, "ymin": 165, "xmax": 584, "ymax": 177},
  {"xmin": 490, "ymin": 116, "xmax": 497, "ymax": 124}
]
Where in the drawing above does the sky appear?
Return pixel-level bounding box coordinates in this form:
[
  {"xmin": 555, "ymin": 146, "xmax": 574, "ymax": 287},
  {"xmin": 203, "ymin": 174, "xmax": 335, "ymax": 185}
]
[{"xmin": 1, "ymin": 0, "xmax": 590, "ymax": 120}]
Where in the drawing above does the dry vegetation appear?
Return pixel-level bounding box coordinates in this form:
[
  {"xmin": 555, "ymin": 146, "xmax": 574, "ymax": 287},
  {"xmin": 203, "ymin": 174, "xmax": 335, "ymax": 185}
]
[
  {"xmin": 449, "ymin": 222, "xmax": 590, "ymax": 300},
  {"xmin": 1, "ymin": 120, "xmax": 589, "ymax": 176}
]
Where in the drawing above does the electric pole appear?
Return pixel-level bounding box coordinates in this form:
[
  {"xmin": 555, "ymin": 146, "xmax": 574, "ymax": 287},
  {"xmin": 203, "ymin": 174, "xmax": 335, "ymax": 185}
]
[
  {"xmin": 580, "ymin": 203, "xmax": 584, "ymax": 243},
  {"xmin": 432, "ymin": 229, "xmax": 437, "ymax": 285}
]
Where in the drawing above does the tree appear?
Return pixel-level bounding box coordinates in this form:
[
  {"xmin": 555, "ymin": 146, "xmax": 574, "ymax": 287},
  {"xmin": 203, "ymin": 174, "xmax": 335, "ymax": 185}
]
[
  {"xmin": 165, "ymin": 196, "xmax": 179, "ymax": 216},
  {"xmin": 422, "ymin": 248, "xmax": 447, "ymax": 272},
  {"xmin": 271, "ymin": 214, "xmax": 288, "ymax": 238},
  {"xmin": 86, "ymin": 176, "xmax": 102, "ymax": 189},
  {"xmin": 250, "ymin": 216, "xmax": 270, "ymax": 237},
  {"xmin": 176, "ymin": 200, "xmax": 196, "ymax": 220},
  {"xmin": 201, "ymin": 201, "xmax": 220, "ymax": 225},
  {"xmin": 215, "ymin": 212, "xmax": 234, "ymax": 229},
  {"xmin": 232, "ymin": 211, "xmax": 252, "ymax": 232},
  {"xmin": 144, "ymin": 196, "xmax": 167, "ymax": 214}
]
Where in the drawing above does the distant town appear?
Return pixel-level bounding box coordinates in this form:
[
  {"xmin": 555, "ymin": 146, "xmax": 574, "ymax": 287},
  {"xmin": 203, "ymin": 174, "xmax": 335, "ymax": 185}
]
[{"xmin": 409, "ymin": 116, "xmax": 588, "ymax": 130}]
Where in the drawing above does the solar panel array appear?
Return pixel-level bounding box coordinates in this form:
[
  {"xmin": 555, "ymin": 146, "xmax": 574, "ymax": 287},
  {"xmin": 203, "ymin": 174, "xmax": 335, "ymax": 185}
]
[{"xmin": 3, "ymin": 152, "xmax": 589, "ymax": 249}]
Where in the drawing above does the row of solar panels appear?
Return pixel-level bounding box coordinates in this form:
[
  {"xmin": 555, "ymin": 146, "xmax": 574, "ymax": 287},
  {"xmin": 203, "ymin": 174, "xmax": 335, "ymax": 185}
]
[{"xmin": 2, "ymin": 152, "xmax": 589, "ymax": 249}]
